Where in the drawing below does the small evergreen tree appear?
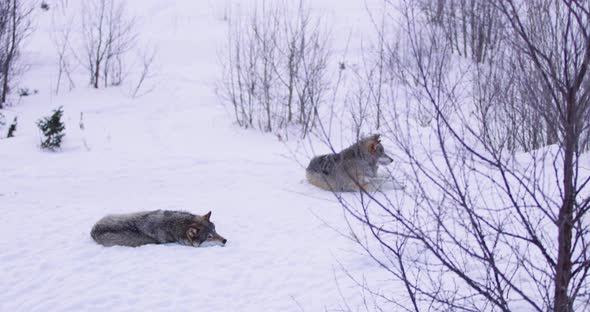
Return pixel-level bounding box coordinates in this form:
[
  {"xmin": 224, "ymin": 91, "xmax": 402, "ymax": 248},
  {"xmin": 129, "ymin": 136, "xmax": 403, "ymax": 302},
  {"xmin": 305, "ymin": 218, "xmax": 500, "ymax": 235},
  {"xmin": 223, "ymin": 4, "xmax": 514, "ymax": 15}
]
[
  {"xmin": 37, "ymin": 106, "xmax": 65, "ymax": 150},
  {"xmin": 7, "ymin": 117, "xmax": 17, "ymax": 138}
]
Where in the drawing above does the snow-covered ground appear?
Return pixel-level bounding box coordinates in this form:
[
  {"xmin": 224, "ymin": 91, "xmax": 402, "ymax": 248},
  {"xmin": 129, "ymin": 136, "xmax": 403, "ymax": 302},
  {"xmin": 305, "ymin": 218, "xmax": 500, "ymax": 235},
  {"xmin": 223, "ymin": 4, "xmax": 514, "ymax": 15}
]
[{"xmin": 0, "ymin": 1, "xmax": 393, "ymax": 311}]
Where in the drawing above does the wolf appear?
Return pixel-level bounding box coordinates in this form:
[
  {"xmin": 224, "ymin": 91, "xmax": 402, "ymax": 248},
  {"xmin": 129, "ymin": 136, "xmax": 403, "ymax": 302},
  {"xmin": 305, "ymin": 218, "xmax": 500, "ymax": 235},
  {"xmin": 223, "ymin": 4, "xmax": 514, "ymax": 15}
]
[
  {"xmin": 306, "ymin": 134, "xmax": 394, "ymax": 192},
  {"xmin": 90, "ymin": 210, "xmax": 227, "ymax": 247}
]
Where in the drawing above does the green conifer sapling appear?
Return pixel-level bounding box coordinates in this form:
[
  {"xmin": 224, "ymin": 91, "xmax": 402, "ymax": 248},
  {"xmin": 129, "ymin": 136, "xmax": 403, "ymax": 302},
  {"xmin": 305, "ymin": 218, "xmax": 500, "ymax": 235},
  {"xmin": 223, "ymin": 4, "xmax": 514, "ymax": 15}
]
[{"xmin": 37, "ymin": 107, "xmax": 65, "ymax": 150}]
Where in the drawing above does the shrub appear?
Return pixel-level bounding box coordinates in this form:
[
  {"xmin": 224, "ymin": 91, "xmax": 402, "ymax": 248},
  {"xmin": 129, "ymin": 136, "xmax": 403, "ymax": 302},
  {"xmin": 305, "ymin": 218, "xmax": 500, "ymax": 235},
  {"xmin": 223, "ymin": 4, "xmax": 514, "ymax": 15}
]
[
  {"xmin": 18, "ymin": 88, "xmax": 30, "ymax": 97},
  {"xmin": 7, "ymin": 117, "xmax": 17, "ymax": 138},
  {"xmin": 220, "ymin": 1, "xmax": 331, "ymax": 139},
  {"xmin": 37, "ymin": 107, "xmax": 65, "ymax": 150}
]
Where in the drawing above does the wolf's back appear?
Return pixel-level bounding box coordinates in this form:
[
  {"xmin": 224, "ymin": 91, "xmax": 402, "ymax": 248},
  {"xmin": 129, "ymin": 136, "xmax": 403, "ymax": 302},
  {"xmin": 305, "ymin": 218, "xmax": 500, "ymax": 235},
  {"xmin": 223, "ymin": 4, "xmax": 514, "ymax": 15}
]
[{"xmin": 91, "ymin": 212, "xmax": 158, "ymax": 247}]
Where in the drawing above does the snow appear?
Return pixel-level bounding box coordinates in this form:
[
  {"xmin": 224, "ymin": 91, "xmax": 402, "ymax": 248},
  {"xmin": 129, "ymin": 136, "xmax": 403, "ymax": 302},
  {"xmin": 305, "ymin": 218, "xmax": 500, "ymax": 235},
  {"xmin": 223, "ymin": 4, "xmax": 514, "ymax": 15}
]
[{"xmin": 0, "ymin": 0, "xmax": 392, "ymax": 311}]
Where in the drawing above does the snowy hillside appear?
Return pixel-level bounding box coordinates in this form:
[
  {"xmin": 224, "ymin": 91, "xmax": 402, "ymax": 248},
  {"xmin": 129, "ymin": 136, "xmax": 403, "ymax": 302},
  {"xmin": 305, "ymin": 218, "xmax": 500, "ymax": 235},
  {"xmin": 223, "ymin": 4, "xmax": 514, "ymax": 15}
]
[
  {"xmin": 4, "ymin": 0, "xmax": 589, "ymax": 311},
  {"xmin": 0, "ymin": 0, "xmax": 392, "ymax": 311}
]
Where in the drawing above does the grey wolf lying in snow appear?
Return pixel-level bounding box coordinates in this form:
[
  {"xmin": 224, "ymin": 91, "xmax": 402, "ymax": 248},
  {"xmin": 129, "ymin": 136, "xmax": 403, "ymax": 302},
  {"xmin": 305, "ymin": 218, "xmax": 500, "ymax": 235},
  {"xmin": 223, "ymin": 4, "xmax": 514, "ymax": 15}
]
[
  {"xmin": 306, "ymin": 134, "xmax": 398, "ymax": 192},
  {"xmin": 91, "ymin": 210, "xmax": 227, "ymax": 247}
]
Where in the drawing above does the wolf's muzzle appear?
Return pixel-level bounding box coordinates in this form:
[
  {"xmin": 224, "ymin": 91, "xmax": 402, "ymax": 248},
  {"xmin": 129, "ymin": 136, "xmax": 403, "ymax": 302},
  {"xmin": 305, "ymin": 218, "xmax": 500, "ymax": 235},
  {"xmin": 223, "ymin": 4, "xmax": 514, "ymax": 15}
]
[{"xmin": 378, "ymin": 154, "xmax": 394, "ymax": 165}]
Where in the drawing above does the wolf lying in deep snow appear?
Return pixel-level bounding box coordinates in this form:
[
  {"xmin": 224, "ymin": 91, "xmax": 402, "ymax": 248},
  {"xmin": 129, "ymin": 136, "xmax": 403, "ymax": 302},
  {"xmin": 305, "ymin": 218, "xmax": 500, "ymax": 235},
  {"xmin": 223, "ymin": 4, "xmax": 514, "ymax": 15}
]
[
  {"xmin": 91, "ymin": 210, "xmax": 227, "ymax": 247},
  {"xmin": 306, "ymin": 134, "xmax": 396, "ymax": 192}
]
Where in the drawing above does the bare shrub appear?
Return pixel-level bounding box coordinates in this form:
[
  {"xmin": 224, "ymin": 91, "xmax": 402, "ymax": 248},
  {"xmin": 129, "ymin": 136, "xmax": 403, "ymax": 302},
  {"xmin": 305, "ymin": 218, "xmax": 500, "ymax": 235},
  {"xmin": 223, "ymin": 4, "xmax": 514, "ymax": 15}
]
[
  {"xmin": 130, "ymin": 47, "xmax": 157, "ymax": 98},
  {"xmin": 344, "ymin": 1, "xmax": 401, "ymax": 140},
  {"xmin": 220, "ymin": 0, "xmax": 331, "ymax": 139},
  {"xmin": 6, "ymin": 116, "xmax": 16, "ymax": 137},
  {"xmin": 51, "ymin": 1, "xmax": 76, "ymax": 94},
  {"xmin": 53, "ymin": 0, "xmax": 155, "ymax": 95},
  {"xmin": 411, "ymin": 0, "xmax": 589, "ymax": 153},
  {"xmin": 81, "ymin": 0, "xmax": 137, "ymax": 88},
  {"xmin": 417, "ymin": 0, "xmax": 504, "ymax": 64}
]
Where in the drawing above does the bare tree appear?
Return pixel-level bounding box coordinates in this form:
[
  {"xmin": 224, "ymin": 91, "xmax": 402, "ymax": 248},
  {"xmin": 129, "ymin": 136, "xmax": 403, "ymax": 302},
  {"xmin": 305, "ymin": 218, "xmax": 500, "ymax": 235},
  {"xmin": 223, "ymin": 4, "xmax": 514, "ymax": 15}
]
[
  {"xmin": 81, "ymin": 0, "xmax": 136, "ymax": 89},
  {"xmin": 495, "ymin": 2, "xmax": 590, "ymax": 310},
  {"xmin": 0, "ymin": 0, "xmax": 32, "ymax": 107},
  {"xmin": 324, "ymin": 0, "xmax": 590, "ymax": 311}
]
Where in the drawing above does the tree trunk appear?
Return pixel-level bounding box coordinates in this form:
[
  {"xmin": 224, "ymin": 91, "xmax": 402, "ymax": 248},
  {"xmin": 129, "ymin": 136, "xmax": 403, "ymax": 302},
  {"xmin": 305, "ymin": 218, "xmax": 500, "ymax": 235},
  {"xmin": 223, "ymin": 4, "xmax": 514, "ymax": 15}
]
[
  {"xmin": 93, "ymin": 59, "xmax": 100, "ymax": 88},
  {"xmin": 1, "ymin": 0, "xmax": 16, "ymax": 106},
  {"xmin": 554, "ymin": 95, "xmax": 576, "ymax": 312},
  {"xmin": 1, "ymin": 66, "xmax": 8, "ymax": 104},
  {"xmin": 1, "ymin": 53, "xmax": 8, "ymax": 105}
]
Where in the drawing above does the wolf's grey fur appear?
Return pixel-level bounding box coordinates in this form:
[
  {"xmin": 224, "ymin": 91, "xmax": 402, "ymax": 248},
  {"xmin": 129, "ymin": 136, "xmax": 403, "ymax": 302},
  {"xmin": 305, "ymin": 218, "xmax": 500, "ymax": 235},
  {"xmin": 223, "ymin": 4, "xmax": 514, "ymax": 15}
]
[
  {"xmin": 90, "ymin": 210, "xmax": 227, "ymax": 247},
  {"xmin": 306, "ymin": 134, "xmax": 393, "ymax": 192}
]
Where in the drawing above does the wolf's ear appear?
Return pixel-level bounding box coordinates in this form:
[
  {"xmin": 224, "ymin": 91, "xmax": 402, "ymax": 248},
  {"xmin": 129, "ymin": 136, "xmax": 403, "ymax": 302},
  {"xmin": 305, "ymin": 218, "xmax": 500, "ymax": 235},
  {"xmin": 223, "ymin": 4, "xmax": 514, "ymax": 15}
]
[
  {"xmin": 203, "ymin": 211, "xmax": 212, "ymax": 221},
  {"xmin": 368, "ymin": 141, "xmax": 378, "ymax": 154},
  {"xmin": 372, "ymin": 134, "xmax": 381, "ymax": 143},
  {"xmin": 187, "ymin": 227, "xmax": 200, "ymax": 239}
]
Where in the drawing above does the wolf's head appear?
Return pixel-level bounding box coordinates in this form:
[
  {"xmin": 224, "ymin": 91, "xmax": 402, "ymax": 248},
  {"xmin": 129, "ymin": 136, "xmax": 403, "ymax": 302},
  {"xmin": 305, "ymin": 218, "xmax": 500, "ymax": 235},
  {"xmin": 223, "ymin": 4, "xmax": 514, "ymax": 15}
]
[
  {"xmin": 186, "ymin": 211, "xmax": 227, "ymax": 247},
  {"xmin": 360, "ymin": 134, "xmax": 393, "ymax": 166}
]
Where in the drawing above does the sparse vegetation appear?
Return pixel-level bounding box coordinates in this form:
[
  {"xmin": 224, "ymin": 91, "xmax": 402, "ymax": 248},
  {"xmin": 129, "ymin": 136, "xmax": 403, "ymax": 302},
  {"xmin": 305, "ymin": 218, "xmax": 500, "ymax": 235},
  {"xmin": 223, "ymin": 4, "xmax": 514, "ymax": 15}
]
[
  {"xmin": 326, "ymin": 0, "xmax": 590, "ymax": 311},
  {"xmin": 17, "ymin": 87, "xmax": 29, "ymax": 97},
  {"xmin": 81, "ymin": 0, "xmax": 137, "ymax": 88},
  {"xmin": 220, "ymin": 0, "xmax": 331, "ymax": 139}
]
